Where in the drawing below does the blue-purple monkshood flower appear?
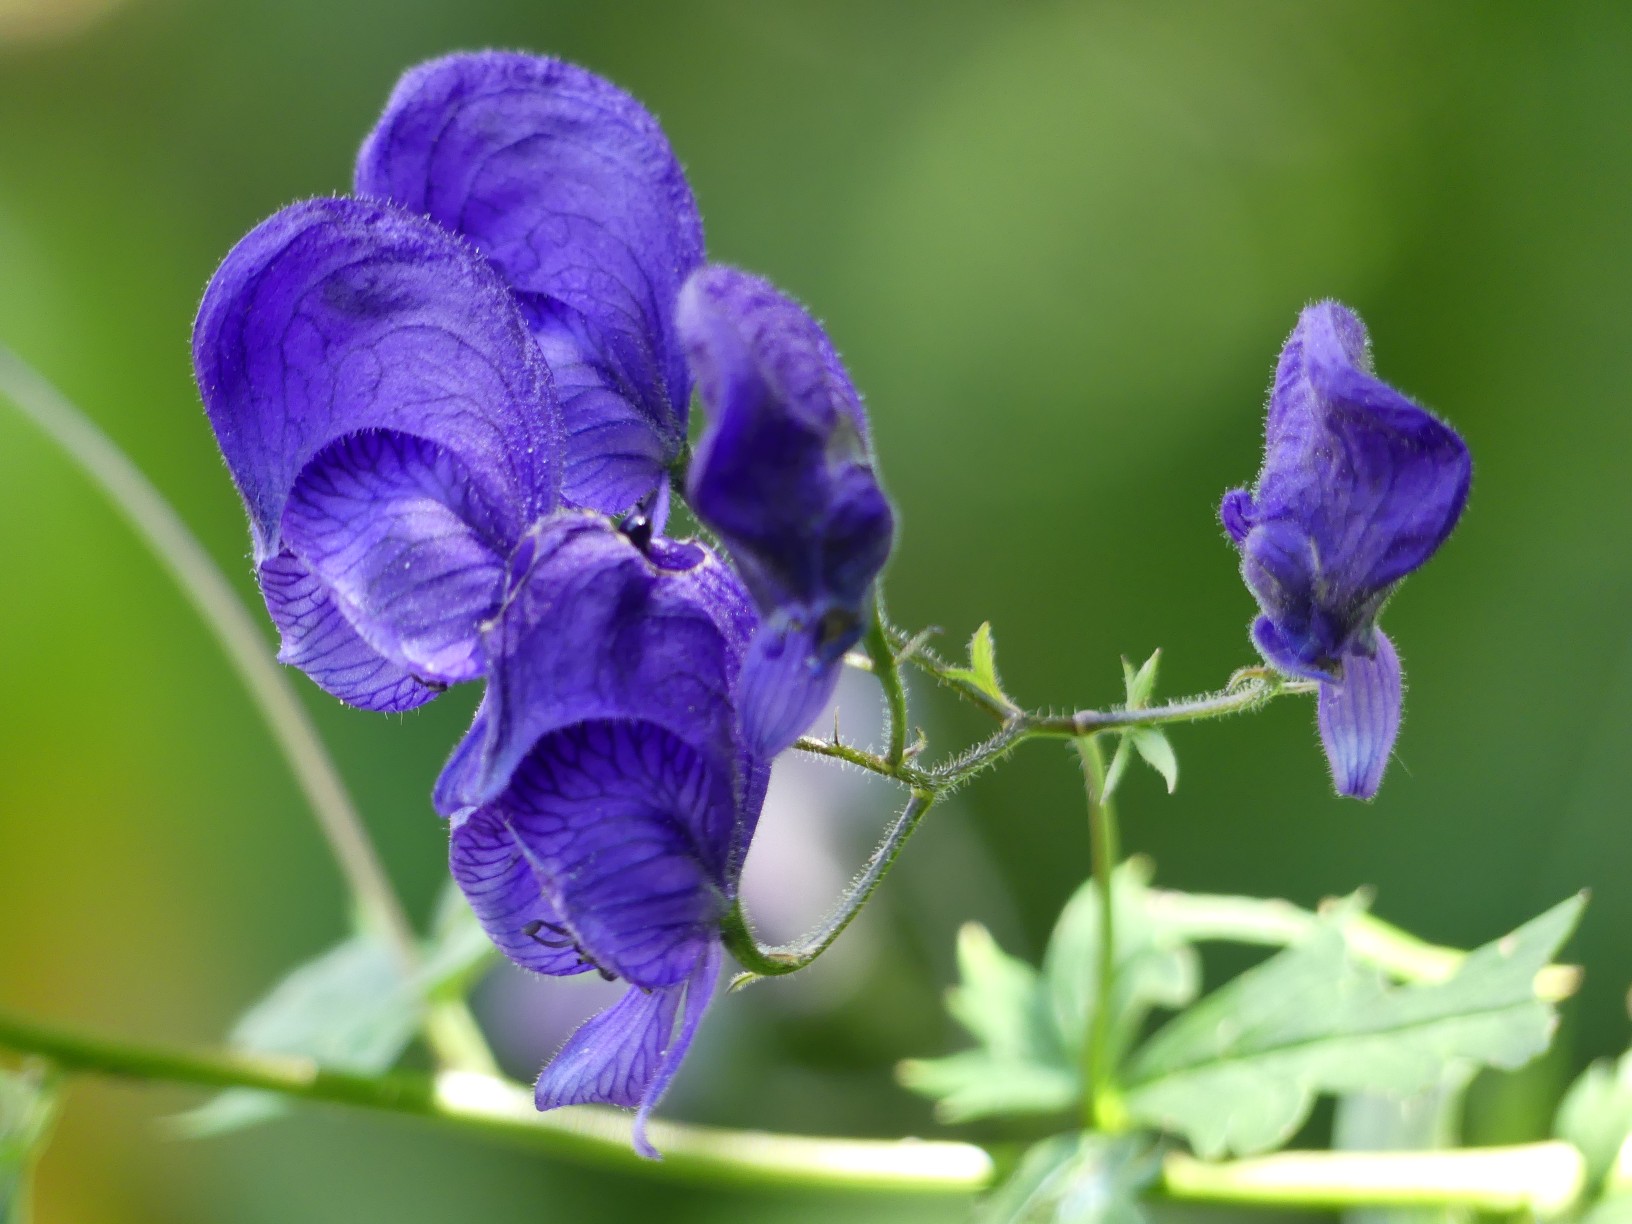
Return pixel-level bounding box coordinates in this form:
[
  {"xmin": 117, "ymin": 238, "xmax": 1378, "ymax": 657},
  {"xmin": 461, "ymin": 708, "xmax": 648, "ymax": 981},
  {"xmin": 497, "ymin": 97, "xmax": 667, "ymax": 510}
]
[
  {"xmin": 192, "ymin": 52, "xmax": 705, "ymax": 710},
  {"xmin": 192, "ymin": 197, "xmax": 564, "ymax": 712},
  {"xmin": 679, "ymin": 265, "xmax": 896, "ymax": 756},
  {"xmin": 435, "ymin": 512, "xmax": 767, "ymax": 1158},
  {"xmin": 1221, "ymin": 301, "xmax": 1471, "ymax": 799}
]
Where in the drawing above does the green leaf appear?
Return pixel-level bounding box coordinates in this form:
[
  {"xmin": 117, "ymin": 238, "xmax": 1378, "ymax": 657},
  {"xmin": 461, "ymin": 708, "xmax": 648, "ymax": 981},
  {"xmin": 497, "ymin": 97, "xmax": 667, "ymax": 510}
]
[
  {"xmin": 899, "ymin": 864, "xmax": 1199, "ymax": 1127},
  {"xmin": 1045, "ymin": 860, "xmax": 1200, "ymax": 1070},
  {"xmin": 174, "ymin": 932, "xmax": 425, "ymax": 1137},
  {"xmin": 1100, "ymin": 736, "xmax": 1135, "ymax": 799},
  {"xmin": 898, "ymin": 924, "xmax": 1078, "ymax": 1122},
  {"xmin": 978, "ymin": 1132, "xmax": 1160, "ymax": 1224},
  {"xmin": 1121, "ymin": 895, "xmax": 1583, "ymax": 1159},
  {"xmin": 1122, "ymin": 650, "xmax": 1161, "ymax": 710},
  {"xmin": 0, "ymin": 1064, "xmax": 59, "ymax": 1224},
  {"xmin": 1128, "ymin": 728, "xmax": 1177, "ymax": 794},
  {"xmin": 1556, "ymin": 1049, "xmax": 1632, "ymax": 1196},
  {"xmin": 945, "ymin": 622, "xmax": 1012, "ymax": 705}
]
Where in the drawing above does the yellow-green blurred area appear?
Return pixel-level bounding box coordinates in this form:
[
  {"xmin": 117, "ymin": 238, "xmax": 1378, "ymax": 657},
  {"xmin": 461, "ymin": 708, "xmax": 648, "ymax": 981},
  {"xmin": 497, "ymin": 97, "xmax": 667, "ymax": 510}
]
[{"xmin": 1, "ymin": 1, "xmax": 1629, "ymax": 1219}]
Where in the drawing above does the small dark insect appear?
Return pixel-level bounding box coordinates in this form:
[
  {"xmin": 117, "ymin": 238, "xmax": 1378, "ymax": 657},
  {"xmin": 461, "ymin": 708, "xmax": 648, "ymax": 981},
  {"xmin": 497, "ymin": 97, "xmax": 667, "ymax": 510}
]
[
  {"xmin": 619, "ymin": 511, "xmax": 653, "ymax": 551},
  {"xmin": 521, "ymin": 919, "xmax": 617, "ymax": 981}
]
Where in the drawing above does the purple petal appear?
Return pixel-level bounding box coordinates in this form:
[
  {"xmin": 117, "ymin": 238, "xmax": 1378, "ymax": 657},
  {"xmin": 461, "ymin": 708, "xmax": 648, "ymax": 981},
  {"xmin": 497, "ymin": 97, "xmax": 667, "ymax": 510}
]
[
  {"xmin": 1317, "ymin": 631, "xmax": 1403, "ymax": 799},
  {"xmin": 1219, "ymin": 488, "xmax": 1253, "ymax": 545},
  {"xmin": 258, "ymin": 551, "xmax": 439, "ymax": 712},
  {"xmin": 440, "ymin": 512, "xmax": 755, "ymax": 810},
  {"xmin": 1250, "ymin": 615, "xmax": 1340, "ymax": 684},
  {"xmin": 680, "ymin": 265, "xmax": 894, "ymax": 612},
  {"xmin": 534, "ymin": 943, "xmax": 721, "ymax": 1159},
  {"xmin": 447, "ymin": 803, "xmax": 594, "ymax": 978},
  {"xmin": 737, "ymin": 612, "xmax": 849, "ymax": 758},
  {"xmin": 491, "ymin": 720, "xmax": 734, "ymax": 988},
  {"xmin": 281, "ymin": 430, "xmax": 507, "ymax": 686},
  {"xmin": 1253, "ymin": 301, "xmax": 1470, "ymax": 609},
  {"xmin": 356, "ymin": 52, "xmax": 702, "ymax": 514},
  {"xmin": 193, "ymin": 196, "xmax": 559, "ymax": 562}
]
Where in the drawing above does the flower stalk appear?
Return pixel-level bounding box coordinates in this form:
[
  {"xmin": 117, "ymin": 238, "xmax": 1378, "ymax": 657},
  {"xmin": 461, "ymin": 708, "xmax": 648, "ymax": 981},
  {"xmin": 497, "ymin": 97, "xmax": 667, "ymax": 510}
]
[
  {"xmin": 0, "ymin": 1007, "xmax": 1590, "ymax": 1210},
  {"xmin": 0, "ymin": 345, "xmax": 495, "ymax": 1078}
]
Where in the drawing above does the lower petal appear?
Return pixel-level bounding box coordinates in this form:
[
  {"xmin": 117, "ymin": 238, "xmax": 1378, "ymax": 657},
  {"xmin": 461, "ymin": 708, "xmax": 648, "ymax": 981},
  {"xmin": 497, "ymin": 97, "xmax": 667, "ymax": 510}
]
[
  {"xmin": 1317, "ymin": 631, "xmax": 1403, "ymax": 800},
  {"xmin": 534, "ymin": 943, "xmax": 721, "ymax": 1159},
  {"xmin": 281, "ymin": 429, "xmax": 508, "ymax": 686},
  {"xmin": 258, "ymin": 551, "xmax": 440, "ymax": 712},
  {"xmin": 501, "ymin": 721, "xmax": 733, "ymax": 989},
  {"xmin": 447, "ymin": 804, "xmax": 594, "ymax": 977}
]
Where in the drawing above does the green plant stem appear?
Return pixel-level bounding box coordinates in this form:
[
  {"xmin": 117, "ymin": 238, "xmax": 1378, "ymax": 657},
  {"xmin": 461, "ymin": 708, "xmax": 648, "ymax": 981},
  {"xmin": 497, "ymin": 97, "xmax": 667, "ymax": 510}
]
[
  {"xmin": 766, "ymin": 660, "xmax": 1315, "ymax": 979},
  {"xmin": 863, "ymin": 592, "xmax": 910, "ymax": 768},
  {"xmin": 1161, "ymin": 1144, "xmax": 1585, "ymax": 1215},
  {"xmin": 0, "ymin": 1009, "xmax": 990, "ymax": 1194},
  {"xmin": 1074, "ymin": 735, "xmax": 1125, "ymax": 1132},
  {"xmin": 722, "ymin": 790, "xmax": 936, "ymax": 977},
  {"xmin": 799, "ymin": 668, "xmax": 1312, "ymax": 796},
  {"xmin": 1146, "ymin": 890, "xmax": 1582, "ymax": 1001},
  {"xmin": 0, "ymin": 1008, "xmax": 1588, "ymax": 1209},
  {"xmin": 0, "ymin": 345, "xmax": 494, "ymax": 1077}
]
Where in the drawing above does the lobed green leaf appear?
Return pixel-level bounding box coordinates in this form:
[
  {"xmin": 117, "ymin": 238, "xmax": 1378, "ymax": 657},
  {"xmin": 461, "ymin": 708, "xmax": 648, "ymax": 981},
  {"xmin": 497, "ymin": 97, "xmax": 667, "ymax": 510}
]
[{"xmin": 1121, "ymin": 895, "xmax": 1584, "ymax": 1159}]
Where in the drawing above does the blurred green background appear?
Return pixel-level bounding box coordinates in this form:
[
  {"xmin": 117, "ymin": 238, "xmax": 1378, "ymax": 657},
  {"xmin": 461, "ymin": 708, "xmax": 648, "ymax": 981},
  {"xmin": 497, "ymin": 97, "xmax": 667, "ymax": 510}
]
[{"xmin": 2, "ymin": 1, "xmax": 1629, "ymax": 1219}]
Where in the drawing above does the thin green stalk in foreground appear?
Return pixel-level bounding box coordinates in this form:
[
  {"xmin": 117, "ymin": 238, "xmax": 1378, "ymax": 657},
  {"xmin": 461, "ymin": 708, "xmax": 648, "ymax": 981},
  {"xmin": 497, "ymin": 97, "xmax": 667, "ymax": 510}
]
[
  {"xmin": 0, "ymin": 345, "xmax": 494, "ymax": 1076},
  {"xmin": 1074, "ymin": 734, "xmax": 1124, "ymax": 1133},
  {"xmin": 1162, "ymin": 1145, "xmax": 1585, "ymax": 1216},
  {"xmin": 1147, "ymin": 889, "xmax": 1582, "ymax": 1002},
  {"xmin": 0, "ymin": 1008, "xmax": 1589, "ymax": 1210},
  {"xmin": 0, "ymin": 1009, "xmax": 990, "ymax": 1195}
]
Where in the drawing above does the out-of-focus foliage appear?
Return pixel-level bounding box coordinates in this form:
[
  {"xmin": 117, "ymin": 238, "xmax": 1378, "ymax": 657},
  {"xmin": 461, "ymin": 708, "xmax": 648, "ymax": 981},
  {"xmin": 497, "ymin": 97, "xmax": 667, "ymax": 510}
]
[{"xmin": 2, "ymin": 3, "xmax": 1630, "ymax": 1221}]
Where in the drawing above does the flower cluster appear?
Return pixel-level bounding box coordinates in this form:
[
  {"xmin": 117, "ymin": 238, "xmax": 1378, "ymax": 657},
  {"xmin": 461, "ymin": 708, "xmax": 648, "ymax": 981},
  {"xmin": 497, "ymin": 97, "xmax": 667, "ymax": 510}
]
[
  {"xmin": 191, "ymin": 51, "xmax": 893, "ymax": 1154},
  {"xmin": 1222, "ymin": 301, "xmax": 1470, "ymax": 799},
  {"xmin": 191, "ymin": 47, "xmax": 1470, "ymax": 1156}
]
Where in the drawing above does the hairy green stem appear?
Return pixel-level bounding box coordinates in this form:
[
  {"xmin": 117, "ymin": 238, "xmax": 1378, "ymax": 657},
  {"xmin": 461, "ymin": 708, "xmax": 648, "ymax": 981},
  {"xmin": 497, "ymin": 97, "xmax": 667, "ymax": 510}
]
[
  {"xmin": 797, "ymin": 670, "xmax": 1311, "ymax": 798},
  {"xmin": 863, "ymin": 592, "xmax": 910, "ymax": 768},
  {"xmin": 722, "ymin": 790, "xmax": 936, "ymax": 977},
  {"xmin": 0, "ymin": 346, "xmax": 494, "ymax": 1076},
  {"xmin": 1074, "ymin": 735, "xmax": 1125, "ymax": 1132}
]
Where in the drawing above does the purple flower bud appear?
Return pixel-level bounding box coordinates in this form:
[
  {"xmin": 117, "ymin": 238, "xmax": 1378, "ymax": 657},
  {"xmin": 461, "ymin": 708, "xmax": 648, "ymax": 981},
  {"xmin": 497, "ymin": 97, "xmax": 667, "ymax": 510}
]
[
  {"xmin": 680, "ymin": 265, "xmax": 895, "ymax": 755},
  {"xmin": 1222, "ymin": 302, "xmax": 1470, "ymax": 798}
]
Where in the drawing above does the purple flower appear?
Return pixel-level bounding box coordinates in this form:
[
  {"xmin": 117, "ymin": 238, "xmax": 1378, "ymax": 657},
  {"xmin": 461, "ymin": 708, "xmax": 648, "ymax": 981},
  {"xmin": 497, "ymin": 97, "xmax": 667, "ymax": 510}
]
[
  {"xmin": 1221, "ymin": 301, "xmax": 1470, "ymax": 798},
  {"xmin": 192, "ymin": 52, "xmax": 702, "ymax": 710},
  {"xmin": 680, "ymin": 266, "xmax": 896, "ymax": 755},
  {"xmin": 193, "ymin": 197, "xmax": 563, "ymax": 712},
  {"xmin": 437, "ymin": 513, "xmax": 765, "ymax": 1157}
]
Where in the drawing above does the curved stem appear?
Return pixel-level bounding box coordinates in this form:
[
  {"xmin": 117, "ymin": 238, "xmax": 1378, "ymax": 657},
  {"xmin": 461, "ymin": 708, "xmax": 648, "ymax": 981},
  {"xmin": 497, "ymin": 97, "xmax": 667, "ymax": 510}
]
[
  {"xmin": 774, "ymin": 662, "xmax": 1313, "ymax": 979},
  {"xmin": 0, "ymin": 346, "xmax": 493, "ymax": 1074},
  {"xmin": 722, "ymin": 790, "xmax": 936, "ymax": 977},
  {"xmin": 0, "ymin": 1008, "xmax": 991, "ymax": 1194}
]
